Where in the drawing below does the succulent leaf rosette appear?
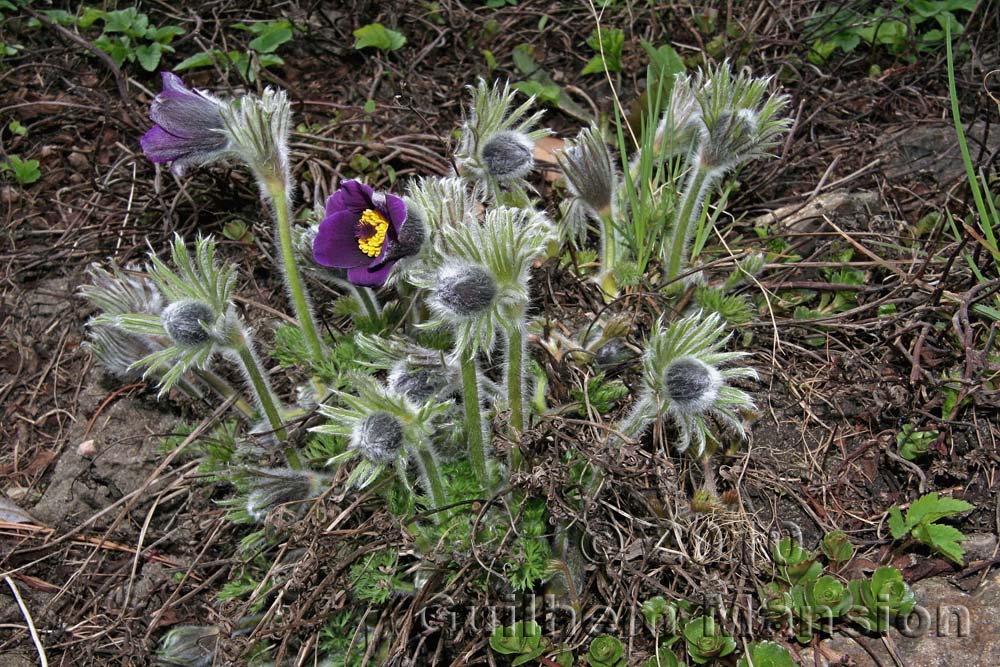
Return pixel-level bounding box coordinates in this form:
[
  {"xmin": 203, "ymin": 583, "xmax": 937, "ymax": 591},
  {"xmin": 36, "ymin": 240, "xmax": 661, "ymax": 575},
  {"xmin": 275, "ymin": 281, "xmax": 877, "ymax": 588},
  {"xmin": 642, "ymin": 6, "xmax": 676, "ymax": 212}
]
[
  {"xmin": 313, "ymin": 180, "xmax": 423, "ymax": 286},
  {"xmin": 683, "ymin": 616, "xmax": 736, "ymax": 665},
  {"xmin": 848, "ymin": 566, "xmax": 916, "ymax": 633},
  {"xmin": 587, "ymin": 634, "xmax": 626, "ymax": 667},
  {"xmin": 735, "ymin": 641, "xmax": 796, "ymax": 667}
]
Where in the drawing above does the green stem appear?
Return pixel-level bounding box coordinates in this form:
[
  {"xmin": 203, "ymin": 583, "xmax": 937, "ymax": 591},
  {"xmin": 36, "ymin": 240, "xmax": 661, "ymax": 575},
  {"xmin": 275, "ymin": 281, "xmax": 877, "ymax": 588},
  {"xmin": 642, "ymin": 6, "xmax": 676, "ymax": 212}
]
[
  {"xmin": 665, "ymin": 163, "xmax": 715, "ymax": 282},
  {"xmin": 193, "ymin": 368, "xmax": 255, "ymax": 420},
  {"xmin": 233, "ymin": 337, "xmax": 300, "ymax": 469},
  {"xmin": 460, "ymin": 349, "xmax": 489, "ymax": 488},
  {"xmin": 504, "ymin": 320, "xmax": 527, "ymax": 472},
  {"xmin": 416, "ymin": 446, "xmax": 449, "ymax": 516},
  {"xmin": 596, "ymin": 208, "xmax": 620, "ymax": 299},
  {"xmin": 268, "ymin": 181, "xmax": 324, "ymax": 361},
  {"xmin": 353, "ymin": 285, "xmax": 381, "ymax": 321}
]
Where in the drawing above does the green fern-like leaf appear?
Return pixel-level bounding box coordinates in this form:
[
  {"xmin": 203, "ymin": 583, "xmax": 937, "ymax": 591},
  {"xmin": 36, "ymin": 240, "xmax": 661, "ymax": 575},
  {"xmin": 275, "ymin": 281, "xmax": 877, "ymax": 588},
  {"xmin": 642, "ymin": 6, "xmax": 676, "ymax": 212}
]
[{"xmin": 694, "ymin": 286, "xmax": 753, "ymax": 325}]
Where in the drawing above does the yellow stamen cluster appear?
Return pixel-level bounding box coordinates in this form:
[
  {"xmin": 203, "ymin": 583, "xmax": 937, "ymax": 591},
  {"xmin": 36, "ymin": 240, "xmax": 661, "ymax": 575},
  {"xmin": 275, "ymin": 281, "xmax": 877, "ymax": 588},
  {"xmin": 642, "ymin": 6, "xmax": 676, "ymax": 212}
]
[{"xmin": 357, "ymin": 209, "xmax": 389, "ymax": 257}]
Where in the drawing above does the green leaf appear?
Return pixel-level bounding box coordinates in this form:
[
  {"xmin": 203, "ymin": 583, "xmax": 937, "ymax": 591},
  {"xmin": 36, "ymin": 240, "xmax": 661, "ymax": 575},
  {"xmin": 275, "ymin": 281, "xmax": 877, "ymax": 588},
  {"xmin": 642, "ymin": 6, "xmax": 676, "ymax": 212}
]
[
  {"xmin": 249, "ymin": 26, "xmax": 293, "ymax": 54},
  {"xmin": 134, "ymin": 42, "xmax": 167, "ymax": 71},
  {"xmin": 8, "ymin": 119, "xmax": 27, "ymax": 136},
  {"xmin": 78, "ymin": 7, "xmax": 105, "ymax": 29},
  {"xmin": 582, "ymin": 27, "xmax": 624, "ymax": 75},
  {"xmin": 512, "ymin": 80, "xmax": 561, "ymax": 105},
  {"xmin": 888, "ymin": 506, "xmax": 908, "ymax": 539},
  {"xmin": 353, "ymin": 23, "xmax": 406, "ymax": 52},
  {"xmin": 2, "ymin": 154, "xmax": 41, "ymax": 184},
  {"xmin": 43, "ymin": 9, "xmax": 77, "ymax": 26},
  {"xmin": 174, "ymin": 50, "xmax": 222, "ymax": 71},
  {"xmin": 905, "ymin": 492, "xmax": 973, "ymax": 528},
  {"xmin": 149, "ymin": 25, "xmax": 185, "ymax": 43},
  {"xmin": 512, "ymin": 43, "xmax": 539, "ymax": 75},
  {"xmin": 913, "ymin": 522, "xmax": 967, "ymax": 564}
]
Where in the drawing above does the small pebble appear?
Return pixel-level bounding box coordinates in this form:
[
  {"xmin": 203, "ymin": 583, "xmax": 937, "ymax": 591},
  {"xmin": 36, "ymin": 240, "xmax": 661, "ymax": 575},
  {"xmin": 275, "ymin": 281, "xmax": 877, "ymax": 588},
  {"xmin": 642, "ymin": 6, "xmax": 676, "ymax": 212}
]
[{"xmin": 77, "ymin": 439, "xmax": 96, "ymax": 458}]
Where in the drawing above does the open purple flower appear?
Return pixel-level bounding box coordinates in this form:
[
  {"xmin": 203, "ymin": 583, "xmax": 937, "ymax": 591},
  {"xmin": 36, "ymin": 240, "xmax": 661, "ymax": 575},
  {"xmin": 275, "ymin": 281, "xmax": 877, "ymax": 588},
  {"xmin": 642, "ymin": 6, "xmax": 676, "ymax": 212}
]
[
  {"xmin": 139, "ymin": 72, "xmax": 230, "ymax": 175},
  {"xmin": 312, "ymin": 180, "xmax": 422, "ymax": 286}
]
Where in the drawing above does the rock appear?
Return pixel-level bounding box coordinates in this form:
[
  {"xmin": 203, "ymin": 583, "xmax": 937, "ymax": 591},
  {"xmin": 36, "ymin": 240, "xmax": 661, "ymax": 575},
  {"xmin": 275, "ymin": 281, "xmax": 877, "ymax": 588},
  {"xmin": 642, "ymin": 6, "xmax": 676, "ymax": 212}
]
[
  {"xmin": 811, "ymin": 574, "xmax": 1000, "ymax": 667},
  {"xmin": 878, "ymin": 121, "xmax": 1000, "ymax": 187},
  {"xmin": 962, "ymin": 532, "xmax": 998, "ymax": 562},
  {"xmin": 750, "ymin": 189, "xmax": 885, "ymax": 256}
]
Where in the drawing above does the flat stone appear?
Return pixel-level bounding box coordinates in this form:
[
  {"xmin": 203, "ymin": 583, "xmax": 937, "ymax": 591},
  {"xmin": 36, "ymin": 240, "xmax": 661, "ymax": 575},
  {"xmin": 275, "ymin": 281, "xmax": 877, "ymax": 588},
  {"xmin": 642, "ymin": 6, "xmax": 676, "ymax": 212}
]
[
  {"xmin": 878, "ymin": 121, "xmax": 1000, "ymax": 186},
  {"xmin": 810, "ymin": 573, "xmax": 1000, "ymax": 667}
]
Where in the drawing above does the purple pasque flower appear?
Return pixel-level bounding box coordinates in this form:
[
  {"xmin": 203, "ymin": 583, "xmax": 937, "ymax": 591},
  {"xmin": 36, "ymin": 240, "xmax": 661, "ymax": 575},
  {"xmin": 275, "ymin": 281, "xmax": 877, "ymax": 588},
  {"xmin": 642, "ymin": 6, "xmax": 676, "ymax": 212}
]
[
  {"xmin": 139, "ymin": 72, "xmax": 230, "ymax": 175},
  {"xmin": 312, "ymin": 180, "xmax": 421, "ymax": 287}
]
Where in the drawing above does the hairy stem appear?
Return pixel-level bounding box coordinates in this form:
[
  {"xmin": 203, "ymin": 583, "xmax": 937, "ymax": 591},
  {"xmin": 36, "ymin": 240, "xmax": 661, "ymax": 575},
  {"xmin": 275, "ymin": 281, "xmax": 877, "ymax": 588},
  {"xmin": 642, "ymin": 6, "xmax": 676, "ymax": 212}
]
[
  {"xmin": 460, "ymin": 349, "xmax": 489, "ymax": 488},
  {"xmin": 193, "ymin": 368, "xmax": 255, "ymax": 419},
  {"xmin": 416, "ymin": 446, "xmax": 449, "ymax": 517},
  {"xmin": 504, "ymin": 317, "xmax": 528, "ymax": 472},
  {"xmin": 267, "ymin": 181, "xmax": 324, "ymax": 361},
  {"xmin": 233, "ymin": 334, "xmax": 300, "ymax": 469},
  {"xmin": 664, "ymin": 162, "xmax": 716, "ymax": 282},
  {"xmin": 596, "ymin": 208, "xmax": 620, "ymax": 299},
  {"xmin": 353, "ymin": 285, "xmax": 382, "ymax": 321}
]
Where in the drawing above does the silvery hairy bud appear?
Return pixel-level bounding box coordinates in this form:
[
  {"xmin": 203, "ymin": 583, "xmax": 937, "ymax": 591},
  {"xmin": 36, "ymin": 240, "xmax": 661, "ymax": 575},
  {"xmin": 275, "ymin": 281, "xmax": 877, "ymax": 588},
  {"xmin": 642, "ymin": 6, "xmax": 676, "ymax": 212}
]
[{"xmin": 161, "ymin": 299, "xmax": 215, "ymax": 347}]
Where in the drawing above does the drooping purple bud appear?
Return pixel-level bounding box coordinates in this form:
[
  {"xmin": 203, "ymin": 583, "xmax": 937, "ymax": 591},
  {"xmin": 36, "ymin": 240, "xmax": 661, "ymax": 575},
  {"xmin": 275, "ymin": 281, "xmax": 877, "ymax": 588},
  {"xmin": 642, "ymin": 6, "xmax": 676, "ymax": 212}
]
[{"xmin": 140, "ymin": 73, "xmax": 230, "ymax": 175}]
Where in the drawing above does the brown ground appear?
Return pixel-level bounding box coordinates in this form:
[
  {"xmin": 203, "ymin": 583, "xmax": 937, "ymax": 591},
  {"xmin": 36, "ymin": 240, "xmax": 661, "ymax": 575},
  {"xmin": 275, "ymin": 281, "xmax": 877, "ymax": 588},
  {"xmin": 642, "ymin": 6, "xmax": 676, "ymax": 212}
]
[{"xmin": 2, "ymin": 1, "xmax": 999, "ymax": 665}]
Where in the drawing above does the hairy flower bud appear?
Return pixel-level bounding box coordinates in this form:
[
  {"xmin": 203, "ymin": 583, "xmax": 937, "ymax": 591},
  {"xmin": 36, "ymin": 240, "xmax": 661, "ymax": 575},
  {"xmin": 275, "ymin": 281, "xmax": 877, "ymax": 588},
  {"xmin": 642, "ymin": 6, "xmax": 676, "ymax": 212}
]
[
  {"xmin": 663, "ymin": 356, "xmax": 721, "ymax": 413},
  {"xmin": 85, "ymin": 324, "xmax": 157, "ymax": 379},
  {"xmin": 700, "ymin": 109, "xmax": 758, "ymax": 172},
  {"xmin": 246, "ymin": 468, "xmax": 324, "ymax": 522},
  {"xmin": 353, "ymin": 411, "xmax": 404, "ymax": 464},
  {"xmin": 157, "ymin": 624, "xmax": 219, "ymax": 667},
  {"xmin": 434, "ymin": 265, "xmax": 497, "ymax": 318},
  {"xmin": 557, "ymin": 125, "xmax": 616, "ymax": 214},
  {"xmin": 388, "ymin": 364, "xmax": 441, "ymax": 402},
  {"xmin": 162, "ymin": 299, "xmax": 215, "ymax": 347},
  {"xmin": 481, "ymin": 130, "xmax": 535, "ymax": 181}
]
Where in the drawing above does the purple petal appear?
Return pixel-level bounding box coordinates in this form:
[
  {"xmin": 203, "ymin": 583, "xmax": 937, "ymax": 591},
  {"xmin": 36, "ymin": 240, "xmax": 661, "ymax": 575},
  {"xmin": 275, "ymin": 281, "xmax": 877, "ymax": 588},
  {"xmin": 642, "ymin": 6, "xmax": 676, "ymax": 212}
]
[
  {"xmin": 338, "ymin": 180, "xmax": 375, "ymax": 213},
  {"xmin": 348, "ymin": 261, "xmax": 396, "ymax": 287},
  {"xmin": 150, "ymin": 74, "xmax": 225, "ymax": 139},
  {"xmin": 140, "ymin": 125, "xmax": 189, "ymax": 162},
  {"xmin": 382, "ymin": 193, "xmax": 408, "ymax": 234},
  {"xmin": 313, "ymin": 210, "xmax": 371, "ymax": 268}
]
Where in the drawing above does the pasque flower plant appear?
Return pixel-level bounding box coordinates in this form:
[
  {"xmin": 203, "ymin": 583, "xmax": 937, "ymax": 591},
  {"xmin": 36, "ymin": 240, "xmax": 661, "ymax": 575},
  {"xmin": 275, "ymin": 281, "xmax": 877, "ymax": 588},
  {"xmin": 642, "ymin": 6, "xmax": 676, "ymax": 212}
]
[
  {"xmin": 86, "ymin": 60, "xmax": 792, "ymax": 664},
  {"xmin": 140, "ymin": 74, "xmax": 325, "ymax": 362}
]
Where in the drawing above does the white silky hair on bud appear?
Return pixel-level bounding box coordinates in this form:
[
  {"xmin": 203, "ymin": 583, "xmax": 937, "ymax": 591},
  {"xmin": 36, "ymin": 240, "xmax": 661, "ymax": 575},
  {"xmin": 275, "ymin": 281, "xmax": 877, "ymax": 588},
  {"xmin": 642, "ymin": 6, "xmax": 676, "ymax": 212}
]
[
  {"xmin": 480, "ymin": 130, "xmax": 535, "ymax": 181},
  {"xmin": 353, "ymin": 411, "xmax": 404, "ymax": 464},
  {"xmin": 161, "ymin": 299, "xmax": 215, "ymax": 347},
  {"xmin": 663, "ymin": 356, "xmax": 722, "ymax": 414},
  {"xmin": 435, "ymin": 264, "xmax": 498, "ymax": 318}
]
